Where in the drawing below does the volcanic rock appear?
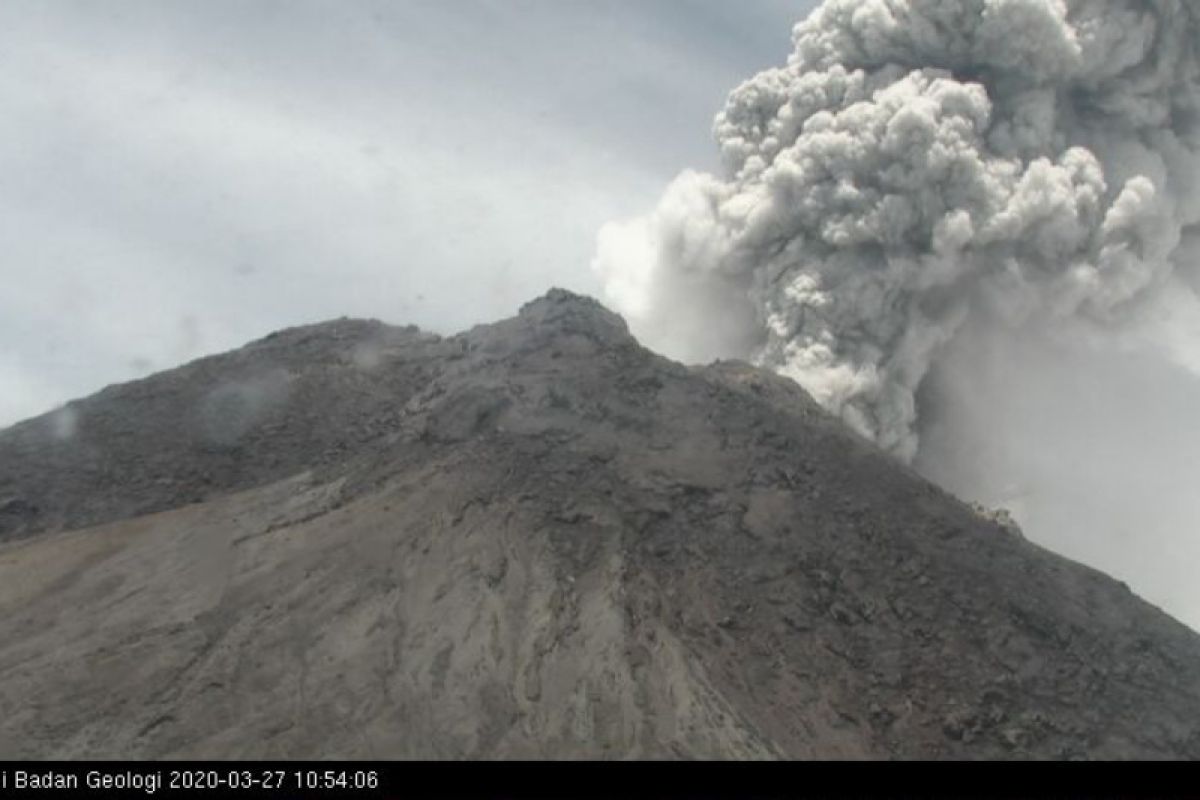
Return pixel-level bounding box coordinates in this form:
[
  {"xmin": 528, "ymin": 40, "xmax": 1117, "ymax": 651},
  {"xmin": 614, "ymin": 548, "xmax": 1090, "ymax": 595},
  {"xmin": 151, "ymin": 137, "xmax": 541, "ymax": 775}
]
[{"xmin": 0, "ymin": 289, "xmax": 1197, "ymax": 759}]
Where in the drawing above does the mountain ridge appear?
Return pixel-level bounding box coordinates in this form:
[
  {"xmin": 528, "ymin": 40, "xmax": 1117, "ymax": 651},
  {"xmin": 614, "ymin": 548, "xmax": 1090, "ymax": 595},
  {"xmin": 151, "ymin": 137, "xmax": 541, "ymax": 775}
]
[{"xmin": 0, "ymin": 289, "xmax": 1197, "ymax": 759}]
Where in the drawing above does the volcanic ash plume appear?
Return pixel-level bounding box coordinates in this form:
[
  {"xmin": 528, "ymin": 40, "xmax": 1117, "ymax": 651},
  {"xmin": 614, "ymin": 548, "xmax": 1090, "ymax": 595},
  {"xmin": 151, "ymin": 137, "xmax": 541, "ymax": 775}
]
[{"xmin": 594, "ymin": 0, "xmax": 1200, "ymax": 461}]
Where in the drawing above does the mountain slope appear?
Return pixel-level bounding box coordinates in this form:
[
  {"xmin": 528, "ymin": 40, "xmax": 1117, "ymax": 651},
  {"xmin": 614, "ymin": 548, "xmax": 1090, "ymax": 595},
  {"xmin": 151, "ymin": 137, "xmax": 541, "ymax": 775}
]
[{"xmin": 0, "ymin": 290, "xmax": 1197, "ymax": 759}]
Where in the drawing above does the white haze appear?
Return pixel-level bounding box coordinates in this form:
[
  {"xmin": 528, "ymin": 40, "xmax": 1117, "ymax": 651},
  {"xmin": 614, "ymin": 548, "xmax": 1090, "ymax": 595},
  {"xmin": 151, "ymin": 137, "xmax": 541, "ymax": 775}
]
[
  {"xmin": 595, "ymin": 1, "xmax": 1200, "ymax": 630},
  {"xmin": 0, "ymin": 0, "xmax": 808, "ymax": 429}
]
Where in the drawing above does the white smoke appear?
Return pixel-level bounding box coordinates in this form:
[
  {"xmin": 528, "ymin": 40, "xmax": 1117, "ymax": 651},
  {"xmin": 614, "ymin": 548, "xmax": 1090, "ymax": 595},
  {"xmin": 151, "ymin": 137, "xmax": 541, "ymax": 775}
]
[
  {"xmin": 594, "ymin": 0, "xmax": 1200, "ymax": 627},
  {"xmin": 596, "ymin": 0, "xmax": 1199, "ymax": 460}
]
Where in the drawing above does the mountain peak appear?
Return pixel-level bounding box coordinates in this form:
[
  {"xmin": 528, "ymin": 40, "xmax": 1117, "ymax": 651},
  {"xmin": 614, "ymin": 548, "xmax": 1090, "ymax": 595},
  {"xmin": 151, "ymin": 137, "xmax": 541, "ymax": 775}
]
[
  {"xmin": 1, "ymin": 291, "xmax": 1198, "ymax": 759},
  {"xmin": 517, "ymin": 287, "xmax": 631, "ymax": 340}
]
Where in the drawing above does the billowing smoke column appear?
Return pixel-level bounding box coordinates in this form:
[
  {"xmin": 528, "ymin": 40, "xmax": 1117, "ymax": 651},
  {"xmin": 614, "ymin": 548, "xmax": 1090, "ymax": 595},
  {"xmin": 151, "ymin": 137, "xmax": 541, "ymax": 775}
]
[{"xmin": 595, "ymin": 0, "xmax": 1200, "ymax": 462}]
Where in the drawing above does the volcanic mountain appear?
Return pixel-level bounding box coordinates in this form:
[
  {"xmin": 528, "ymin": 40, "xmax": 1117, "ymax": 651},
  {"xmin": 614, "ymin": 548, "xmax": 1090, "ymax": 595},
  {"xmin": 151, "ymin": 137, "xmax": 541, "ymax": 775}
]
[{"xmin": 0, "ymin": 290, "xmax": 1198, "ymax": 759}]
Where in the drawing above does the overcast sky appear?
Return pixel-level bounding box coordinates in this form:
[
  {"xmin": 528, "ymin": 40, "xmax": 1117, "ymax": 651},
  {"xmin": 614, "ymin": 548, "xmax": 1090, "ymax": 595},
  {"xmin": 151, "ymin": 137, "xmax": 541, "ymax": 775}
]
[{"xmin": 0, "ymin": 0, "xmax": 817, "ymax": 427}]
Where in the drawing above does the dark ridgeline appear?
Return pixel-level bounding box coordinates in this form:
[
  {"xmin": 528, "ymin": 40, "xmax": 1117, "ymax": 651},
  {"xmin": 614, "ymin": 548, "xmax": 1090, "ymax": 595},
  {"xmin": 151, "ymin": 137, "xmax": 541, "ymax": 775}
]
[{"xmin": 0, "ymin": 290, "xmax": 1197, "ymax": 758}]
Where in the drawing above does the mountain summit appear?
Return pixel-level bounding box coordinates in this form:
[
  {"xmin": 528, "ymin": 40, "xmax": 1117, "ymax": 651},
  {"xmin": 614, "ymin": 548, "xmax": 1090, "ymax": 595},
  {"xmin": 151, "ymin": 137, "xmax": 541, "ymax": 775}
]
[{"xmin": 1, "ymin": 290, "xmax": 1197, "ymax": 758}]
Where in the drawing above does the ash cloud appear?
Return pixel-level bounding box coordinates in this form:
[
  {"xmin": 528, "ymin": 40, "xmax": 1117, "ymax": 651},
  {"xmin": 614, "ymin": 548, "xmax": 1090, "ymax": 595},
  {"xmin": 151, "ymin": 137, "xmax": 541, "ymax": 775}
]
[
  {"xmin": 596, "ymin": 0, "xmax": 1199, "ymax": 459},
  {"xmin": 595, "ymin": 0, "xmax": 1200, "ymax": 626}
]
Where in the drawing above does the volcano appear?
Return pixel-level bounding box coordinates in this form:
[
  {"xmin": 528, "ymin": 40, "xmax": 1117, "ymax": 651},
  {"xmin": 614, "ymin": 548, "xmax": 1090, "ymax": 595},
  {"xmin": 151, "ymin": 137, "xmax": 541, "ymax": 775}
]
[{"xmin": 0, "ymin": 289, "xmax": 1197, "ymax": 759}]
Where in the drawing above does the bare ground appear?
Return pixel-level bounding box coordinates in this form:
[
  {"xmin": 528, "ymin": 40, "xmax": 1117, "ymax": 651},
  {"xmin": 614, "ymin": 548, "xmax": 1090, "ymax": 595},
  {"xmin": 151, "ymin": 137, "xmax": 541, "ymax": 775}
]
[{"xmin": 0, "ymin": 290, "xmax": 1197, "ymax": 758}]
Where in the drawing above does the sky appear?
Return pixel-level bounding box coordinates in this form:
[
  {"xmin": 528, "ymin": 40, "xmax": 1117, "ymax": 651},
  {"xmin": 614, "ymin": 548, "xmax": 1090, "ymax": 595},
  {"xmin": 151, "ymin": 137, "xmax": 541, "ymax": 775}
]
[{"xmin": 0, "ymin": 0, "xmax": 817, "ymax": 428}]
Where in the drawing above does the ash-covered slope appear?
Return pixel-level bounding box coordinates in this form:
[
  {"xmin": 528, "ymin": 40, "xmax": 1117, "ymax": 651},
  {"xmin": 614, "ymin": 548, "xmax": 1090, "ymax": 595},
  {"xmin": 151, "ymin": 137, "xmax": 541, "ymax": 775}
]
[
  {"xmin": 0, "ymin": 318, "xmax": 454, "ymax": 542},
  {"xmin": 0, "ymin": 290, "xmax": 1198, "ymax": 759}
]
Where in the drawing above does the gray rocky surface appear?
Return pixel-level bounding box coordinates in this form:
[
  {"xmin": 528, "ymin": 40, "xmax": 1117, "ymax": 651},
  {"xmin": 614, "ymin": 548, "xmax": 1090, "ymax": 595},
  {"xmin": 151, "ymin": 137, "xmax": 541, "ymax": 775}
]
[{"xmin": 0, "ymin": 289, "xmax": 1198, "ymax": 758}]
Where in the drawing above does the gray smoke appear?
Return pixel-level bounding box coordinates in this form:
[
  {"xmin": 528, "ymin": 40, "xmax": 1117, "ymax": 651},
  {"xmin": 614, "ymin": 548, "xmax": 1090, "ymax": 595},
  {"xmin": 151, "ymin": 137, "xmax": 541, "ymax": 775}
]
[
  {"xmin": 595, "ymin": 0, "xmax": 1200, "ymax": 461},
  {"xmin": 593, "ymin": 0, "xmax": 1200, "ymax": 627}
]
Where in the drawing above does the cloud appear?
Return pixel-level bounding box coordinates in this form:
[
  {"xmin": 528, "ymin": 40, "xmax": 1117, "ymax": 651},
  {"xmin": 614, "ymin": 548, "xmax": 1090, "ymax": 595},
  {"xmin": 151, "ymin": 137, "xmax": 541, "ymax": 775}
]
[
  {"xmin": 598, "ymin": 0, "xmax": 1199, "ymax": 460},
  {"xmin": 595, "ymin": 0, "xmax": 1200, "ymax": 628},
  {"xmin": 0, "ymin": 0, "xmax": 807, "ymax": 428}
]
